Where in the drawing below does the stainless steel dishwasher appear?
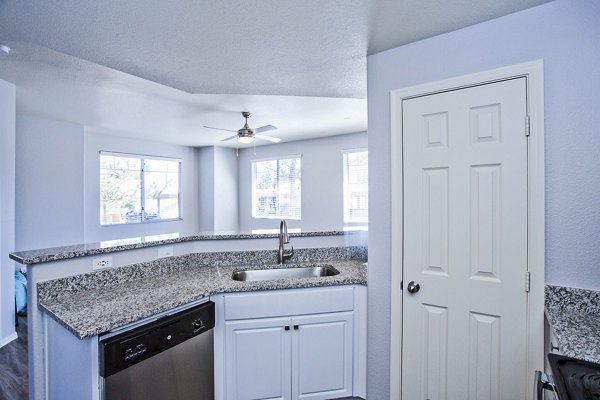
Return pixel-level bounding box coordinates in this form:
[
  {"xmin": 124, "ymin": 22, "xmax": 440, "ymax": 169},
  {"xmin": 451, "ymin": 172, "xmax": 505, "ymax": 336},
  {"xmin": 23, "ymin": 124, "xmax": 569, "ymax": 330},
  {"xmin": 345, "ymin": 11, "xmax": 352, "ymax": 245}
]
[{"xmin": 99, "ymin": 300, "xmax": 215, "ymax": 400}]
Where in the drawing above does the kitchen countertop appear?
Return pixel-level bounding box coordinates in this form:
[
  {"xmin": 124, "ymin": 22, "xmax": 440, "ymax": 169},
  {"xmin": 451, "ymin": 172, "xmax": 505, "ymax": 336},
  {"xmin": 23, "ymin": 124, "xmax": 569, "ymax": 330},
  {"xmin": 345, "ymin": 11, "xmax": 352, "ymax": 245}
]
[
  {"xmin": 10, "ymin": 228, "xmax": 366, "ymax": 265},
  {"xmin": 37, "ymin": 247, "xmax": 367, "ymax": 339},
  {"xmin": 545, "ymin": 285, "xmax": 600, "ymax": 363}
]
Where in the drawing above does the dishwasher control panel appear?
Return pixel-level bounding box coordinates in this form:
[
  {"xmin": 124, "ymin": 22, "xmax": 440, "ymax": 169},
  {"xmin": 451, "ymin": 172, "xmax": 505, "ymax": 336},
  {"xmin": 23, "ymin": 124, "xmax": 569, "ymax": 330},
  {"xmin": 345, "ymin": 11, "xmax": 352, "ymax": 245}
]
[{"xmin": 99, "ymin": 301, "xmax": 215, "ymax": 377}]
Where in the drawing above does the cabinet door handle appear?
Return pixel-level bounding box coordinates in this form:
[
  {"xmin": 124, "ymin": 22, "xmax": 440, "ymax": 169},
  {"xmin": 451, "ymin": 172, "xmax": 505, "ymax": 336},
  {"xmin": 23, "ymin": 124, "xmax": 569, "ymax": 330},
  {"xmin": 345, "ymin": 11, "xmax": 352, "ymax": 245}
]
[
  {"xmin": 284, "ymin": 325, "xmax": 290, "ymax": 331},
  {"xmin": 293, "ymin": 325, "xmax": 299, "ymax": 330}
]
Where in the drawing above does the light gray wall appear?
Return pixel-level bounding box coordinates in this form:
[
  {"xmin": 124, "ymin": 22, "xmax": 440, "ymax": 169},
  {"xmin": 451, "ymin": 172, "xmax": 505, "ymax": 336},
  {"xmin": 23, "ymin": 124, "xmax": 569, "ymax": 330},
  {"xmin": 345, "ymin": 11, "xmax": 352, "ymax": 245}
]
[
  {"xmin": 238, "ymin": 132, "xmax": 367, "ymax": 231},
  {"xmin": 367, "ymin": 0, "xmax": 600, "ymax": 397},
  {"xmin": 197, "ymin": 146, "xmax": 239, "ymax": 232},
  {"xmin": 84, "ymin": 130, "xmax": 200, "ymax": 242},
  {"xmin": 197, "ymin": 147, "xmax": 215, "ymax": 231},
  {"xmin": 0, "ymin": 79, "xmax": 16, "ymax": 343},
  {"xmin": 213, "ymin": 147, "xmax": 239, "ymax": 231},
  {"xmin": 15, "ymin": 115, "xmax": 85, "ymax": 251}
]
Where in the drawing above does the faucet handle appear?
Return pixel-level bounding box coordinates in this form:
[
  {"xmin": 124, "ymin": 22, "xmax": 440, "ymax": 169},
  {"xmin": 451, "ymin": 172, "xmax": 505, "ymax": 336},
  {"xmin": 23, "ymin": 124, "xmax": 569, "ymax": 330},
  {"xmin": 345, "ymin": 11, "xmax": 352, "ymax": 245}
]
[{"xmin": 284, "ymin": 246, "xmax": 294, "ymax": 260}]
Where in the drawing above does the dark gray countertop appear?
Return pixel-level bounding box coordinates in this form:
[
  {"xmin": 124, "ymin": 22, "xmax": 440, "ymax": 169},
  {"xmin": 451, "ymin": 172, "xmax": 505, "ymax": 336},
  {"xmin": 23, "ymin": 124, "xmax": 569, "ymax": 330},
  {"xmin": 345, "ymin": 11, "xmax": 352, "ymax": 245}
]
[
  {"xmin": 37, "ymin": 247, "xmax": 367, "ymax": 339},
  {"xmin": 545, "ymin": 285, "xmax": 600, "ymax": 363},
  {"xmin": 10, "ymin": 228, "xmax": 366, "ymax": 265}
]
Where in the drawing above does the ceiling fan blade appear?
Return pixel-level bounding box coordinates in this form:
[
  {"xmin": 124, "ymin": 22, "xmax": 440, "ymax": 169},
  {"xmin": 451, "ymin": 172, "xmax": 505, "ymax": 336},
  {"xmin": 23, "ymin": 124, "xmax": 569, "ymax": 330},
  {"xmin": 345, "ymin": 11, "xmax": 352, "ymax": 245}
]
[
  {"xmin": 255, "ymin": 125, "xmax": 277, "ymax": 133},
  {"xmin": 256, "ymin": 134, "xmax": 282, "ymax": 143},
  {"xmin": 220, "ymin": 135, "xmax": 239, "ymax": 141},
  {"xmin": 204, "ymin": 126, "xmax": 237, "ymax": 133}
]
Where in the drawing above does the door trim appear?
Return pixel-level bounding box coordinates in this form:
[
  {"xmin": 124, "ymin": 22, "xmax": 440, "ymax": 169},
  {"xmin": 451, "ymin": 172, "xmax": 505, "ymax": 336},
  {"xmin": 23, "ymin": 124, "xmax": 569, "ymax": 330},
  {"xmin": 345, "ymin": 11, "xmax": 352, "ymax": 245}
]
[{"xmin": 389, "ymin": 60, "xmax": 545, "ymax": 400}]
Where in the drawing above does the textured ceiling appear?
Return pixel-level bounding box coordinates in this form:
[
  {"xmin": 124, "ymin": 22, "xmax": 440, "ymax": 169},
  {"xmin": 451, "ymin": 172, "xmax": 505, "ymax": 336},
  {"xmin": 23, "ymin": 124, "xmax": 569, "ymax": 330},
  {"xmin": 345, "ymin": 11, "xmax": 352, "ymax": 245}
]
[
  {"xmin": 0, "ymin": 43, "xmax": 367, "ymax": 147},
  {"xmin": 0, "ymin": 0, "xmax": 550, "ymax": 98},
  {"xmin": 0, "ymin": 0, "xmax": 551, "ymax": 146}
]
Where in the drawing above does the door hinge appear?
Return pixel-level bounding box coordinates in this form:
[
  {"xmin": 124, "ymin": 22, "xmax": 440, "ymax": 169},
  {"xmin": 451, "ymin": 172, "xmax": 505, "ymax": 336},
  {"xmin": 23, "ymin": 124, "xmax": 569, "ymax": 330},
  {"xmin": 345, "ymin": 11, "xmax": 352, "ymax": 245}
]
[
  {"xmin": 525, "ymin": 271, "xmax": 531, "ymax": 292},
  {"xmin": 525, "ymin": 115, "xmax": 531, "ymax": 137}
]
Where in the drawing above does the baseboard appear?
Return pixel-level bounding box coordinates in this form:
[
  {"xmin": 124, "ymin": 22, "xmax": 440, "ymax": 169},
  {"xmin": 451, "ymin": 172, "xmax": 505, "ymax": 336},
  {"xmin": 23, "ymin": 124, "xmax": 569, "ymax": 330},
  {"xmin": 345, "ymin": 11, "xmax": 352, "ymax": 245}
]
[{"xmin": 0, "ymin": 331, "xmax": 18, "ymax": 348}]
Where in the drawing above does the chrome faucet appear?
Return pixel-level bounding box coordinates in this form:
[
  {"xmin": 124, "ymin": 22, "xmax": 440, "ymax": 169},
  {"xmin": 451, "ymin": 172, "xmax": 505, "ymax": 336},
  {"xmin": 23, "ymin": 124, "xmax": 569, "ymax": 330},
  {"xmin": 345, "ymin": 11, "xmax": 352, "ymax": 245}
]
[{"xmin": 278, "ymin": 219, "xmax": 294, "ymax": 264}]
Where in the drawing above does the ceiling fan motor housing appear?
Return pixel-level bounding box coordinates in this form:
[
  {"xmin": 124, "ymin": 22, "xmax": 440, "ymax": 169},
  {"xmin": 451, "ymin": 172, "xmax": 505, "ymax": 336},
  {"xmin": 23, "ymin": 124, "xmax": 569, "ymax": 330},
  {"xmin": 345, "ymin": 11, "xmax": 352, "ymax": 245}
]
[
  {"xmin": 239, "ymin": 111, "xmax": 255, "ymax": 139},
  {"xmin": 238, "ymin": 127, "xmax": 254, "ymax": 139}
]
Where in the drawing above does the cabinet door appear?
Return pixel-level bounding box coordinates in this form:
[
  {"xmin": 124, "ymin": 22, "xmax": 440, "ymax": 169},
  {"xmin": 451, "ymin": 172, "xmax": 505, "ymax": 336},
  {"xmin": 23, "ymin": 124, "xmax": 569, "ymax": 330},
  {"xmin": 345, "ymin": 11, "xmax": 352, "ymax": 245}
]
[
  {"xmin": 291, "ymin": 312, "xmax": 354, "ymax": 400},
  {"xmin": 225, "ymin": 317, "xmax": 292, "ymax": 400}
]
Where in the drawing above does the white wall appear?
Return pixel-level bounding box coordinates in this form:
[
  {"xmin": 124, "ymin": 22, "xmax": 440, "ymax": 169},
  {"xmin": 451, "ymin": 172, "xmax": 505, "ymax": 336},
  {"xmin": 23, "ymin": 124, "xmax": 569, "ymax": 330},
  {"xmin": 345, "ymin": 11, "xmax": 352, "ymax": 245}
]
[
  {"xmin": 213, "ymin": 147, "xmax": 239, "ymax": 231},
  {"xmin": 16, "ymin": 116, "xmax": 85, "ymax": 251},
  {"xmin": 84, "ymin": 131, "xmax": 200, "ymax": 242},
  {"xmin": 367, "ymin": 0, "xmax": 600, "ymax": 397},
  {"xmin": 238, "ymin": 132, "xmax": 367, "ymax": 231},
  {"xmin": 197, "ymin": 147, "xmax": 215, "ymax": 231},
  {"xmin": 0, "ymin": 79, "xmax": 16, "ymax": 345},
  {"xmin": 197, "ymin": 146, "xmax": 239, "ymax": 232}
]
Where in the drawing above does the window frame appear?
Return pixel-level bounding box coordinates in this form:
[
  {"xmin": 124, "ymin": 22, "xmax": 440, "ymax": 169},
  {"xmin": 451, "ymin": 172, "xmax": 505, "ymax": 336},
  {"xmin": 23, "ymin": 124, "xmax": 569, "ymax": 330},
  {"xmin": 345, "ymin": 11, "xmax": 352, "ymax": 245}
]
[
  {"xmin": 251, "ymin": 154, "xmax": 302, "ymax": 220},
  {"xmin": 99, "ymin": 151, "xmax": 183, "ymax": 226},
  {"xmin": 342, "ymin": 148, "xmax": 368, "ymax": 224}
]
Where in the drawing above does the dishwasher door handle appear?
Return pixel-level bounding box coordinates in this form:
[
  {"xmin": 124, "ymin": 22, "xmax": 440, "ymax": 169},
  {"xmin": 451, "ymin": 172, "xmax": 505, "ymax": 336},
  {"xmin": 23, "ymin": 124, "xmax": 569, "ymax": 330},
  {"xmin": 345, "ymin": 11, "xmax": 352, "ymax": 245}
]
[{"xmin": 534, "ymin": 370, "xmax": 556, "ymax": 400}]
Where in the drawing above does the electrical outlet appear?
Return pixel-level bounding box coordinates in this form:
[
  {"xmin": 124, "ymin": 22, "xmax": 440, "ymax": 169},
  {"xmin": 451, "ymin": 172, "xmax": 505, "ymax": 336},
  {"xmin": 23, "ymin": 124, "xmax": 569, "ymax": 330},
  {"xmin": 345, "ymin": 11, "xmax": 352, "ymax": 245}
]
[
  {"xmin": 158, "ymin": 246, "xmax": 174, "ymax": 259},
  {"xmin": 93, "ymin": 256, "xmax": 113, "ymax": 270}
]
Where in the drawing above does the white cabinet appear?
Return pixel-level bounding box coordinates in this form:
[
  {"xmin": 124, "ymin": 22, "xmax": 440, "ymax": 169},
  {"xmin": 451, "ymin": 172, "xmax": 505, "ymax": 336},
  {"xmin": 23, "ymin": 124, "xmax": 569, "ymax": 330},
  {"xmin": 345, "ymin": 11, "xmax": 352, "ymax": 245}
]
[
  {"xmin": 225, "ymin": 317, "xmax": 291, "ymax": 400},
  {"xmin": 215, "ymin": 286, "xmax": 366, "ymax": 400},
  {"xmin": 291, "ymin": 312, "xmax": 353, "ymax": 400}
]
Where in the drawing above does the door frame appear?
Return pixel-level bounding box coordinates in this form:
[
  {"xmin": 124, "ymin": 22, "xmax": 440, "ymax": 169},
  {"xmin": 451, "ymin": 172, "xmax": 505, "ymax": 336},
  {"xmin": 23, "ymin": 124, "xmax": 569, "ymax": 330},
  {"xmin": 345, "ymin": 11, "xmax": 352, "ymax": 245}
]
[{"xmin": 389, "ymin": 60, "xmax": 545, "ymax": 400}]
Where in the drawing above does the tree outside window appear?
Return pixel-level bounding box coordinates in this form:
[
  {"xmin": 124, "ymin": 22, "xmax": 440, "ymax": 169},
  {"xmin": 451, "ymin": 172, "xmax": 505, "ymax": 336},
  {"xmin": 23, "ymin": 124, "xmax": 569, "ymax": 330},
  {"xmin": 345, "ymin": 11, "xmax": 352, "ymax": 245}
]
[
  {"xmin": 100, "ymin": 153, "xmax": 181, "ymax": 225},
  {"xmin": 252, "ymin": 156, "xmax": 301, "ymax": 219}
]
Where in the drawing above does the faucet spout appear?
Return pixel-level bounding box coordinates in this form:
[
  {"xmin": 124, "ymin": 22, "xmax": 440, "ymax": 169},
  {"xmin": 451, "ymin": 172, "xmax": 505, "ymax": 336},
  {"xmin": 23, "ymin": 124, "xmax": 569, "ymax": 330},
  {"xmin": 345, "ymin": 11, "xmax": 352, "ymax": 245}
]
[
  {"xmin": 280, "ymin": 219, "xmax": 289, "ymax": 243},
  {"xmin": 278, "ymin": 219, "xmax": 293, "ymax": 264}
]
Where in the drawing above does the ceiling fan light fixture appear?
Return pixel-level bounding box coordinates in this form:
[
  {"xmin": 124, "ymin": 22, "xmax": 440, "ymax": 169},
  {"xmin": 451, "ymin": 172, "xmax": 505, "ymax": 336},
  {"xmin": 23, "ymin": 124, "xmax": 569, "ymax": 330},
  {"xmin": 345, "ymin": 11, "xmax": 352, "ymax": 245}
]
[
  {"xmin": 208, "ymin": 111, "xmax": 281, "ymax": 144},
  {"xmin": 238, "ymin": 135, "xmax": 255, "ymax": 144}
]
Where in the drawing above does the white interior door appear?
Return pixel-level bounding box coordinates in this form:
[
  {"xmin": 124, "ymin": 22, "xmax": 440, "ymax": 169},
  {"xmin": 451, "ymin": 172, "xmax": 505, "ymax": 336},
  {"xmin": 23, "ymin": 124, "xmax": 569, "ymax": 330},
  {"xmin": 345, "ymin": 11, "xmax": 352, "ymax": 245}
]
[{"xmin": 402, "ymin": 77, "xmax": 529, "ymax": 400}]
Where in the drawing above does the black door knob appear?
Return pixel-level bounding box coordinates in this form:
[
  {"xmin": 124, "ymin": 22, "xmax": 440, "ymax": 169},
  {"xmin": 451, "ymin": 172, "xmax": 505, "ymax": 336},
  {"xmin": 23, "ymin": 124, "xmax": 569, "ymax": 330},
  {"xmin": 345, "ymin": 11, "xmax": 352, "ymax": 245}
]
[{"xmin": 407, "ymin": 281, "xmax": 420, "ymax": 294}]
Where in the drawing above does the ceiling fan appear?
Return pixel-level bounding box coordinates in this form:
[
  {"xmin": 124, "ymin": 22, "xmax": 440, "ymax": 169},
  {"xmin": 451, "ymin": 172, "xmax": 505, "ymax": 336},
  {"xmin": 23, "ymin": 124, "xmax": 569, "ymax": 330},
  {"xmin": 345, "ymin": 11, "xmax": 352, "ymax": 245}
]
[{"xmin": 204, "ymin": 111, "xmax": 282, "ymax": 144}]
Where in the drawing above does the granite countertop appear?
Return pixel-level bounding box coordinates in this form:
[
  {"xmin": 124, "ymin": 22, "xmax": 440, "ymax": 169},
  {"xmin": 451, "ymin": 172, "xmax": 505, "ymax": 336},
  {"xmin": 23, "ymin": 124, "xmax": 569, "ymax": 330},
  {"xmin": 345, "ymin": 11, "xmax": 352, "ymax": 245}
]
[
  {"xmin": 37, "ymin": 247, "xmax": 367, "ymax": 339},
  {"xmin": 545, "ymin": 285, "xmax": 600, "ymax": 363},
  {"xmin": 10, "ymin": 228, "xmax": 367, "ymax": 265}
]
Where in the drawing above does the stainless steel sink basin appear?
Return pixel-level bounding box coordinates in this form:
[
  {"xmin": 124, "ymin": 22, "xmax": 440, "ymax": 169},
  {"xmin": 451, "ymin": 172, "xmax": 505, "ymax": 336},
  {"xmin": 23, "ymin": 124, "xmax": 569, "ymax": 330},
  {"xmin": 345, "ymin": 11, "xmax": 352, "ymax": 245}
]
[{"xmin": 232, "ymin": 265, "xmax": 339, "ymax": 282}]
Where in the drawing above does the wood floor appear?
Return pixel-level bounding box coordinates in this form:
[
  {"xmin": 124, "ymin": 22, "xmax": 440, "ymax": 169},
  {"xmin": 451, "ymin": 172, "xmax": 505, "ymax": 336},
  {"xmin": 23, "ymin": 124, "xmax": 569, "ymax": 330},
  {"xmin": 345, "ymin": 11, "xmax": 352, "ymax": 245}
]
[{"xmin": 0, "ymin": 315, "xmax": 28, "ymax": 400}]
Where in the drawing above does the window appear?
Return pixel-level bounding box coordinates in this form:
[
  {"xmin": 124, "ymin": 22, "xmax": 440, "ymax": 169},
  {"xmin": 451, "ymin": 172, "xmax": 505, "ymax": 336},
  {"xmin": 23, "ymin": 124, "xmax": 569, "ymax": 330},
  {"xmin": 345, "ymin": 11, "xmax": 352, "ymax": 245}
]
[
  {"xmin": 100, "ymin": 152, "xmax": 181, "ymax": 225},
  {"xmin": 343, "ymin": 150, "xmax": 368, "ymax": 223},
  {"xmin": 252, "ymin": 156, "xmax": 301, "ymax": 219}
]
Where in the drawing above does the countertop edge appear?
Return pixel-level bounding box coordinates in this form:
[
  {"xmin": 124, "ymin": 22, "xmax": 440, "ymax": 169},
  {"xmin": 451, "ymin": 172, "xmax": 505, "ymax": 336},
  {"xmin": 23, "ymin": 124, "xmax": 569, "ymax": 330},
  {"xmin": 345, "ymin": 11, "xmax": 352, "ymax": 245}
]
[
  {"xmin": 12, "ymin": 230, "xmax": 365, "ymax": 265},
  {"xmin": 38, "ymin": 260, "xmax": 367, "ymax": 339},
  {"xmin": 545, "ymin": 284, "xmax": 600, "ymax": 364}
]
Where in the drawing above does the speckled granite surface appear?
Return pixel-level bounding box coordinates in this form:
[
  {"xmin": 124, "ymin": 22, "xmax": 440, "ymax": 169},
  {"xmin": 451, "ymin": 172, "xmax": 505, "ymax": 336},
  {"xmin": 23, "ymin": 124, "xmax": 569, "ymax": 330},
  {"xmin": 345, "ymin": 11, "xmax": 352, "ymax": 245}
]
[
  {"xmin": 545, "ymin": 285, "xmax": 600, "ymax": 363},
  {"xmin": 10, "ymin": 229, "xmax": 366, "ymax": 265},
  {"xmin": 38, "ymin": 247, "xmax": 367, "ymax": 339}
]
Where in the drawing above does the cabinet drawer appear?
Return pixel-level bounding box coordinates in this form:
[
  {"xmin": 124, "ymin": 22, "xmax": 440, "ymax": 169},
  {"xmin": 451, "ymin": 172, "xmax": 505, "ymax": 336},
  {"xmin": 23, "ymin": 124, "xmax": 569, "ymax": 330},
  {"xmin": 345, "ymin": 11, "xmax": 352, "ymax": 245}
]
[{"xmin": 224, "ymin": 286, "xmax": 354, "ymax": 320}]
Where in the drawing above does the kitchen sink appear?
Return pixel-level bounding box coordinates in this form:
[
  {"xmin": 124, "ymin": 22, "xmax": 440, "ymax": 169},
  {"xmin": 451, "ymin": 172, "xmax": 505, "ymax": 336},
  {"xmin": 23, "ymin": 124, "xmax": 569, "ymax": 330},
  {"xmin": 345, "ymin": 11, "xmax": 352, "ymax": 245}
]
[{"xmin": 232, "ymin": 265, "xmax": 339, "ymax": 282}]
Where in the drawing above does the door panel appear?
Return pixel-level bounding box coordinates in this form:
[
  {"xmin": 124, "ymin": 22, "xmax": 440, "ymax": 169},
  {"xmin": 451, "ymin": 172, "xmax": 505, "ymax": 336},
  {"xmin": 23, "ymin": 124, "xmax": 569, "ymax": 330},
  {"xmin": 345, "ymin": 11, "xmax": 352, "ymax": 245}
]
[
  {"xmin": 470, "ymin": 164, "xmax": 501, "ymax": 281},
  {"xmin": 225, "ymin": 317, "xmax": 291, "ymax": 400},
  {"xmin": 420, "ymin": 304, "xmax": 448, "ymax": 400},
  {"xmin": 402, "ymin": 78, "xmax": 528, "ymax": 400},
  {"xmin": 422, "ymin": 167, "xmax": 449, "ymax": 276},
  {"xmin": 291, "ymin": 312, "xmax": 353, "ymax": 400},
  {"xmin": 468, "ymin": 312, "xmax": 501, "ymax": 400}
]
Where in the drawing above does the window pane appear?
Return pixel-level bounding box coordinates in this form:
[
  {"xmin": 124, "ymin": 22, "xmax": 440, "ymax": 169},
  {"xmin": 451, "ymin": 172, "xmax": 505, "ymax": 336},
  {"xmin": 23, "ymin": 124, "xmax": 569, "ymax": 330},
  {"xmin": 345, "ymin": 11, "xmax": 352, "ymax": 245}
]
[
  {"xmin": 253, "ymin": 157, "xmax": 301, "ymax": 219},
  {"xmin": 100, "ymin": 155, "xmax": 141, "ymax": 224},
  {"xmin": 344, "ymin": 151, "xmax": 368, "ymax": 223},
  {"xmin": 100, "ymin": 154, "xmax": 181, "ymax": 225},
  {"xmin": 143, "ymin": 159, "xmax": 180, "ymax": 221}
]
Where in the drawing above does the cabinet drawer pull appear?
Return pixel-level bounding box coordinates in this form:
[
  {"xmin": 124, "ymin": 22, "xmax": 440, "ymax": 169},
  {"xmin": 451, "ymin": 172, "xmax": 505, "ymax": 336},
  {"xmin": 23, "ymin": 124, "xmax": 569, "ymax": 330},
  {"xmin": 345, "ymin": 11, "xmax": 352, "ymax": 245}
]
[
  {"xmin": 293, "ymin": 325, "xmax": 299, "ymax": 330},
  {"xmin": 284, "ymin": 325, "xmax": 290, "ymax": 331}
]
